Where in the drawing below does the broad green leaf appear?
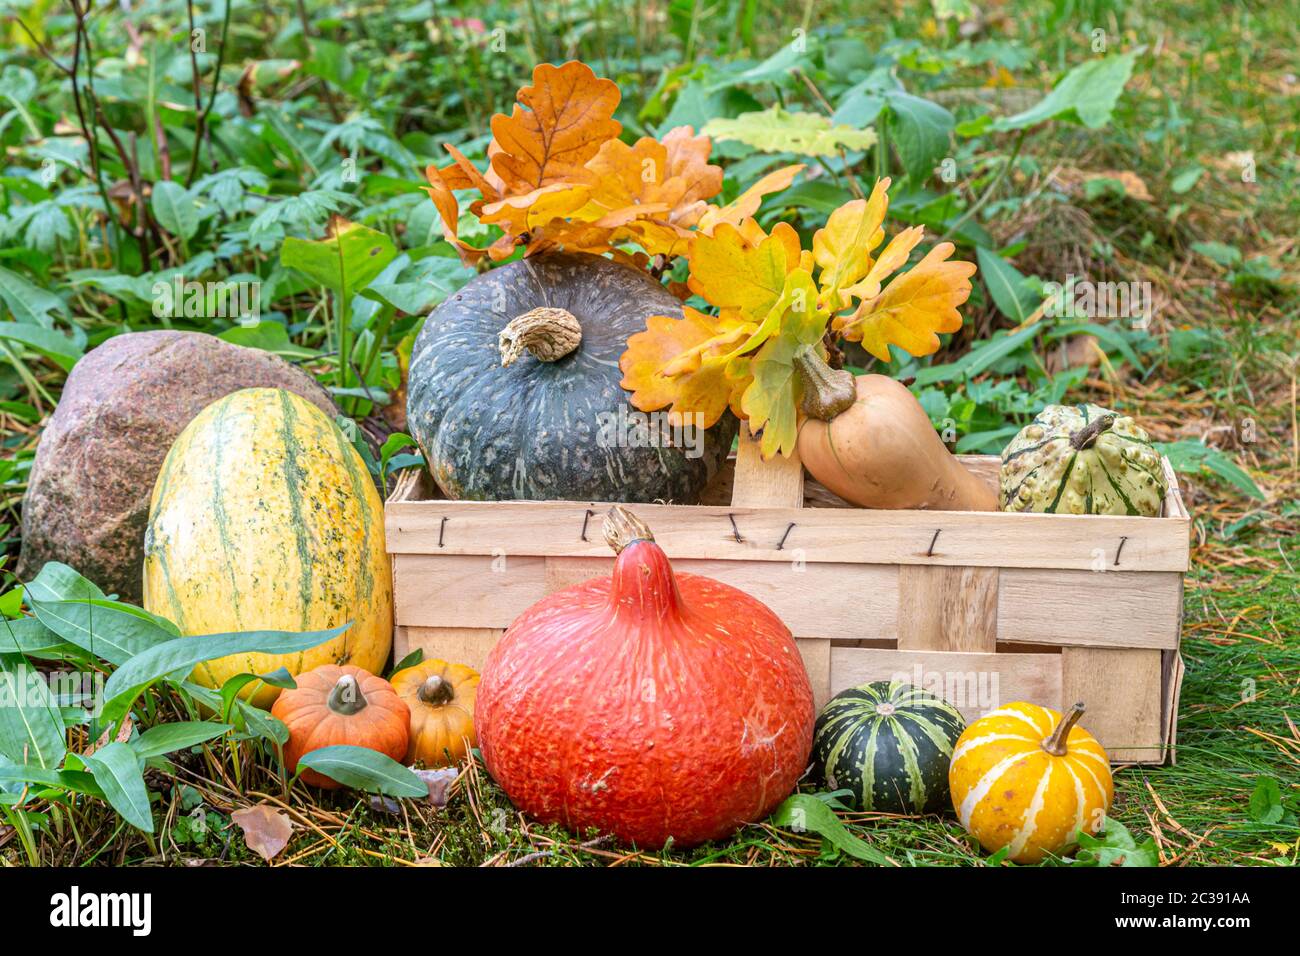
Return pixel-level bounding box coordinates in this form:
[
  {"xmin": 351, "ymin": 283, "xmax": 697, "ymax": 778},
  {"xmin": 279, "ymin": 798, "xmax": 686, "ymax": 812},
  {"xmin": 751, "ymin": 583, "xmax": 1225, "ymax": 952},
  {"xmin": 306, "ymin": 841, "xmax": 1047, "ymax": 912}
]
[
  {"xmin": 1170, "ymin": 166, "xmax": 1204, "ymax": 194},
  {"xmin": 912, "ymin": 323, "xmax": 1042, "ymax": 386},
  {"xmin": 768, "ymin": 794, "xmax": 890, "ymax": 864},
  {"xmin": 0, "ymin": 764, "xmax": 103, "ymax": 797},
  {"xmin": 1248, "ymin": 777, "xmax": 1284, "ymax": 824},
  {"xmin": 182, "ymin": 681, "xmax": 290, "ymax": 745},
  {"xmin": 955, "ymin": 424, "xmax": 1022, "ymax": 454},
  {"xmin": 976, "ymin": 247, "xmax": 1040, "ymax": 323},
  {"xmin": 132, "ymin": 721, "xmax": 232, "ymax": 761},
  {"xmin": 82, "ymin": 741, "xmax": 154, "ymax": 832},
  {"xmin": 1070, "ymin": 817, "xmax": 1159, "ymax": 867},
  {"xmin": 219, "ymin": 668, "xmax": 296, "ymax": 719},
  {"xmin": 884, "ymin": 91, "xmax": 954, "ymax": 180},
  {"xmin": 703, "ymin": 107, "xmax": 878, "ymax": 158},
  {"xmin": 150, "ymin": 181, "xmax": 201, "ymax": 241},
  {"xmin": 1190, "ymin": 240, "xmax": 1241, "ymax": 267},
  {"xmin": 218, "ymin": 321, "xmax": 319, "ymax": 359},
  {"xmin": 389, "ymin": 648, "xmax": 423, "ymax": 677},
  {"xmin": 29, "ymin": 597, "xmax": 176, "ymax": 666},
  {"xmin": 22, "ymin": 561, "xmax": 106, "ymax": 603},
  {"xmin": 0, "ymin": 265, "xmax": 66, "ymax": 326},
  {"xmin": 993, "ymin": 52, "xmax": 1137, "ymax": 131},
  {"xmin": 0, "ymin": 616, "xmax": 73, "ymax": 657},
  {"xmin": 361, "ymin": 281, "xmax": 439, "ymax": 315},
  {"xmin": 717, "ymin": 37, "xmax": 819, "ymax": 88},
  {"xmin": 379, "ymin": 432, "xmax": 417, "ymax": 478},
  {"xmin": 773, "ymin": 181, "xmax": 856, "ymax": 216},
  {"xmin": 0, "ymin": 653, "xmax": 66, "ymax": 769},
  {"xmin": 296, "ymin": 745, "xmax": 427, "ymax": 797},
  {"xmin": 832, "ymin": 87, "xmax": 886, "ymax": 129},
  {"xmin": 1156, "ymin": 439, "xmax": 1265, "ymax": 500},
  {"xmin": 100, "ymin": 624, "xmax": 347, "ymax": 721},
  {"xmin": 0, "ymin": 322, "xmax": 83, "ymax": 370},
  {"xmin": 280, "ymin": 217, "xmax": 396, "ymax": 295}
]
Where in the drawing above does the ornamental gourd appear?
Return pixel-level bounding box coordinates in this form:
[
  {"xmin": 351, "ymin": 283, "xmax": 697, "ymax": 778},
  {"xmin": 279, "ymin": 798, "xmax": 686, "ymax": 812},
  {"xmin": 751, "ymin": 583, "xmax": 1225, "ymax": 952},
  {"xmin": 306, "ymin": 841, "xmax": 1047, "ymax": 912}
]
[
  {"xmin": 812, "ymin": 681, "xmax": 965, "ymax": 814},
  {"xmin": 143, "ymin": 388, "xmax": 392, "ymax": 707},
  {"xmin": 407, "ymin": 252, "xmax": 736, "ymax": 503},
  {"xmin": 797, "ymin": 374, "xmax": 997, "ymax": 511},
  {"xmin": 1000, "ymin": 404, "xmax": 1166, "ymax": 516},
  {"xmin": 390, "ymin": 659, "xmax": 479, "ymax": 767},
  {"xmin": 477, "ymin": 506, "xmax": 814, "ymax": 849},
  {"xmin": 272, "ymin": 665, "xmax": 410, "ymax": 789},
  {"xmin": 949, "ymin": 701, "xmax": 1114, "ymax": 864}
]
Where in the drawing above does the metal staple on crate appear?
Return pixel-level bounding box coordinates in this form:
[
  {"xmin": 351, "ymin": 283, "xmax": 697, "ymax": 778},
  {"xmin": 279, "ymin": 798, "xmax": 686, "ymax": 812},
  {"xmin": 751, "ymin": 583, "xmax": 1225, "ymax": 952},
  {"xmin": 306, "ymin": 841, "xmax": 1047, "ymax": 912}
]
[
  {"xmin": 1114, "ymin": 535, "xmax": 1128, "ymax": 566},
  {"xmin": 438, "ymin": 516, "xmax": 447, "ymax": 548},
  {"xmin": 727, "ymin": 513, "xmax": 744, "ymax": 543},
  {"xmin": 926, "ymin": 529, "xmax": 941, "ymax": 556},
  {"xmin": 579, "ymin": 508, "xmax": 595, "ymax": 542},
  {"xmin": 775, "ymin": 522, "xmax": 796, "ymax": 551}
]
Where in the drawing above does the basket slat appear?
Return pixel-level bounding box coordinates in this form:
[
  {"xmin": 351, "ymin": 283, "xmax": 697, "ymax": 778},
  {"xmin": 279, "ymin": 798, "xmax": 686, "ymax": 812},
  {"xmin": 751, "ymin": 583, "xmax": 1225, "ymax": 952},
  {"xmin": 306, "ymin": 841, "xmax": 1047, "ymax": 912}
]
[{"xmin": 386, "ymin": 441, "xmax": 1188, "ymax": 763}]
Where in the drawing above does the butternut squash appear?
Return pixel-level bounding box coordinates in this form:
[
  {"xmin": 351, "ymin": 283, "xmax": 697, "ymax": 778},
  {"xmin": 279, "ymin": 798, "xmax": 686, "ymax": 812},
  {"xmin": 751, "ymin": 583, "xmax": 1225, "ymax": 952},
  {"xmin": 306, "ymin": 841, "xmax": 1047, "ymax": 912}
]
[{"xmin": 796, "ymin": 374, "xmax": 997, "ymax": 511}]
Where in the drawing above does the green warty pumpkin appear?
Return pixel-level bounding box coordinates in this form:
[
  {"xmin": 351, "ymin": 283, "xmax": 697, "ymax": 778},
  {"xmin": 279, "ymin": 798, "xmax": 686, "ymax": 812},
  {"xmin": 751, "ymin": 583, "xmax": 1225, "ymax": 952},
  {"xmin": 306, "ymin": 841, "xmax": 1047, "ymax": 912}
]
[{"xmin": 1000, "ymin": 403, "xmax": 1167, "ymax": 516}]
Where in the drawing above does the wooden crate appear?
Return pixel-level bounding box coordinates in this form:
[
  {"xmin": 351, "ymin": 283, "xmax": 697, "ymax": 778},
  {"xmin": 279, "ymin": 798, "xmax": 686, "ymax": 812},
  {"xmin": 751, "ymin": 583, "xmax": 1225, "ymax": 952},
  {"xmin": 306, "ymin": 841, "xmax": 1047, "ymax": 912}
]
[{"xmin": 385, "ymin": 428, "xmax": 1189, "ymax": 764}]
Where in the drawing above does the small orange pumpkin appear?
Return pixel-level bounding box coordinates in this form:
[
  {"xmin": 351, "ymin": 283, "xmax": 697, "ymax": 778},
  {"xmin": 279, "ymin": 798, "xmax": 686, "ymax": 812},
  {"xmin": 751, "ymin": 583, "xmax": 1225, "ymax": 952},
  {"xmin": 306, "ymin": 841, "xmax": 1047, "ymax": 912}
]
[
  {"xmin": 949, "ymin": 701, "xmax": 1113, "ymax": 864},
  {"xmin": 390, "ymin": 659, "xmax": 478, "ymax": 767},
  {"xmin": 272, "ymin": 664, "xmax": 410, "ymax": 789}
]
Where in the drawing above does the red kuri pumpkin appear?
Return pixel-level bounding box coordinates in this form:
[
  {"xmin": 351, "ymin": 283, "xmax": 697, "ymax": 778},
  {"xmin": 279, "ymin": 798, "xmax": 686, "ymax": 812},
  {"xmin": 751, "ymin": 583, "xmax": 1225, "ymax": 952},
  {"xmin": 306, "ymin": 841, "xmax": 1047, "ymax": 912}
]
[{"xmin": 477, "ymin": 506, "xmax": 814, "ymax": 849}]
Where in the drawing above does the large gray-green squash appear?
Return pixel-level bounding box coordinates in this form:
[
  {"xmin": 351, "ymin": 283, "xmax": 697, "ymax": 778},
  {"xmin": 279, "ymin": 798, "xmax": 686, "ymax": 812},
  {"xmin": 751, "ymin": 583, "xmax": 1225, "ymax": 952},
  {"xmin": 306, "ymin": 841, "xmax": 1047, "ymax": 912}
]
[
  {"xmin": 407, "ymin": 252, "xmax": 736, "ymax": 503},
  {"xmin": 1000, "ymin": 403, "xmax": 1167, "ymax": 516}
]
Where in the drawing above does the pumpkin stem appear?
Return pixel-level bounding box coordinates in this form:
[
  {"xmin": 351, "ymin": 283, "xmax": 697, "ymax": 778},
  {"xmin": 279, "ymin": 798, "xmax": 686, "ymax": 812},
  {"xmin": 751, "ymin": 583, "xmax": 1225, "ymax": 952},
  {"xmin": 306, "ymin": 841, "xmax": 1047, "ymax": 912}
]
[
  {"xmin": 603, "ymin": 505, "xmax": 655, "ymax": 554},
  {"xmin": 498, "ymin": 307, "xmax": 582, "ymax": 367},
  {"xmin": 793, "ymin": 347, "xmax": 857, "ymax": 421},
  {"xmin": 1069, "ymin": 414, "xmax": 1117, "ymax": 450},
  {"xmin": 417, "ymin": 675, "xmax": 455, "ymax": 706},
  {"xmin": 1043, "ymin": 701, "xmax": 1086, "ymax": 756},
  {"xmin": 327, "ymin": 674, "xmax": 368, "ymax": 716}
]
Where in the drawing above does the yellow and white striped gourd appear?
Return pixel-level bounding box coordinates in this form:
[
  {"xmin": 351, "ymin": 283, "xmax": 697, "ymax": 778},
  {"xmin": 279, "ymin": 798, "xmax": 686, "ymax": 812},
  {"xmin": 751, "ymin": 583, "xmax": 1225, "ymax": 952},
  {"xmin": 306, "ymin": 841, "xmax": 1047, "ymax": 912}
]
[
  {"xmin": 948, "ymin": 701, "xmax": 1113, "ymax": 864},
  {"xmin": 143, "ymin": 388, "xmax": 392, "ymax": 708}
]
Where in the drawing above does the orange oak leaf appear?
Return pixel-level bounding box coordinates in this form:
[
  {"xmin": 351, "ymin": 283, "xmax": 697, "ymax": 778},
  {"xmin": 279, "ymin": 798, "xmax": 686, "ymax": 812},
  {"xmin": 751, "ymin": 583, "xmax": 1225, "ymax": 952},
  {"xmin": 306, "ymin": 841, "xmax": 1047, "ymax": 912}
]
[
  {"xmin": 620, "ymin": 307, "xmax": 749, "ymax": 428},
  {"xmin": 421, "ymin": 171, "xmax": 487, "ymax": 265},
  {"xmin": 479, "ymin": 182, "xmax": 593, "ymax": 235},
  {"xmin": 566, "ymin": 127, "xmax": 724, "ymax": 258},
  {"xmin": 489, "ymin": 61, "xmax": 622, "ymax": 192},
  {"xmin": 697, "ymin": 164, "xmax": 805, "ymax": 235},
  {"xmin": 836, "ymin": 242, "xmax": 977, "ymax": 360}
]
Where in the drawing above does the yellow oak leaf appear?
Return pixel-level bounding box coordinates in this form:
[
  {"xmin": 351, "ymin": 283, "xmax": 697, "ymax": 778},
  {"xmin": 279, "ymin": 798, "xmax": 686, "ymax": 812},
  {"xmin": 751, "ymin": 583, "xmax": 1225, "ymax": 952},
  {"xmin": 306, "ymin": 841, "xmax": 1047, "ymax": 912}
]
[
  {"xmin": 836, "ymin": 242, "xmax": 977, "ymax": 361},
  {"xmin": 490, "ymin": 61, "xmax": 622, "ymax": 192},
  {"xmin": 686, "ymin": 222, "xmax": 790, "ymax": 321},
  {"xmin": 839, "ymin": 225, "xmax": 925, "ymax": 303},
  {"xmin": 813, "ymin": 177, "xmax": 889, "ymax": 309},
  {"xmin": 740, "ymin": 269, "xmax": 824, "ymax": 458}
]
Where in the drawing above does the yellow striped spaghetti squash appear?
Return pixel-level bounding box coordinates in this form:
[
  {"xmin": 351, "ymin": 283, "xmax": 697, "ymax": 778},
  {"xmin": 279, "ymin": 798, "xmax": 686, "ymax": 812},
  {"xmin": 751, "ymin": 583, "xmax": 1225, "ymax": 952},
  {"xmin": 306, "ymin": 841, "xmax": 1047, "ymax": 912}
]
[
  {"xmin": 142, "ymin": 387, "xmax": 392, "ymax": 708},
  {"xmin": 949, "ymin": 701, "xmax": 1113, "ymax": 864}
]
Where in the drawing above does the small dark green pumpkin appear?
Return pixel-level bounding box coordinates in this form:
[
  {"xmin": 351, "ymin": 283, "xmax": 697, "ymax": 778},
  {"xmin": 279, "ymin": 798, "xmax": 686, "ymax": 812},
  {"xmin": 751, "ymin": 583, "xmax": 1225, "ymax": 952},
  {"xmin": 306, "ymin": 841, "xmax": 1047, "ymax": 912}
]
[
  {"xmin": 811, "ymin": 681, "xmax": 965, "ymax": 814},
  {"xmin": 407, "ymin": 252, "xmax": 736, "ymax": 503}
]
